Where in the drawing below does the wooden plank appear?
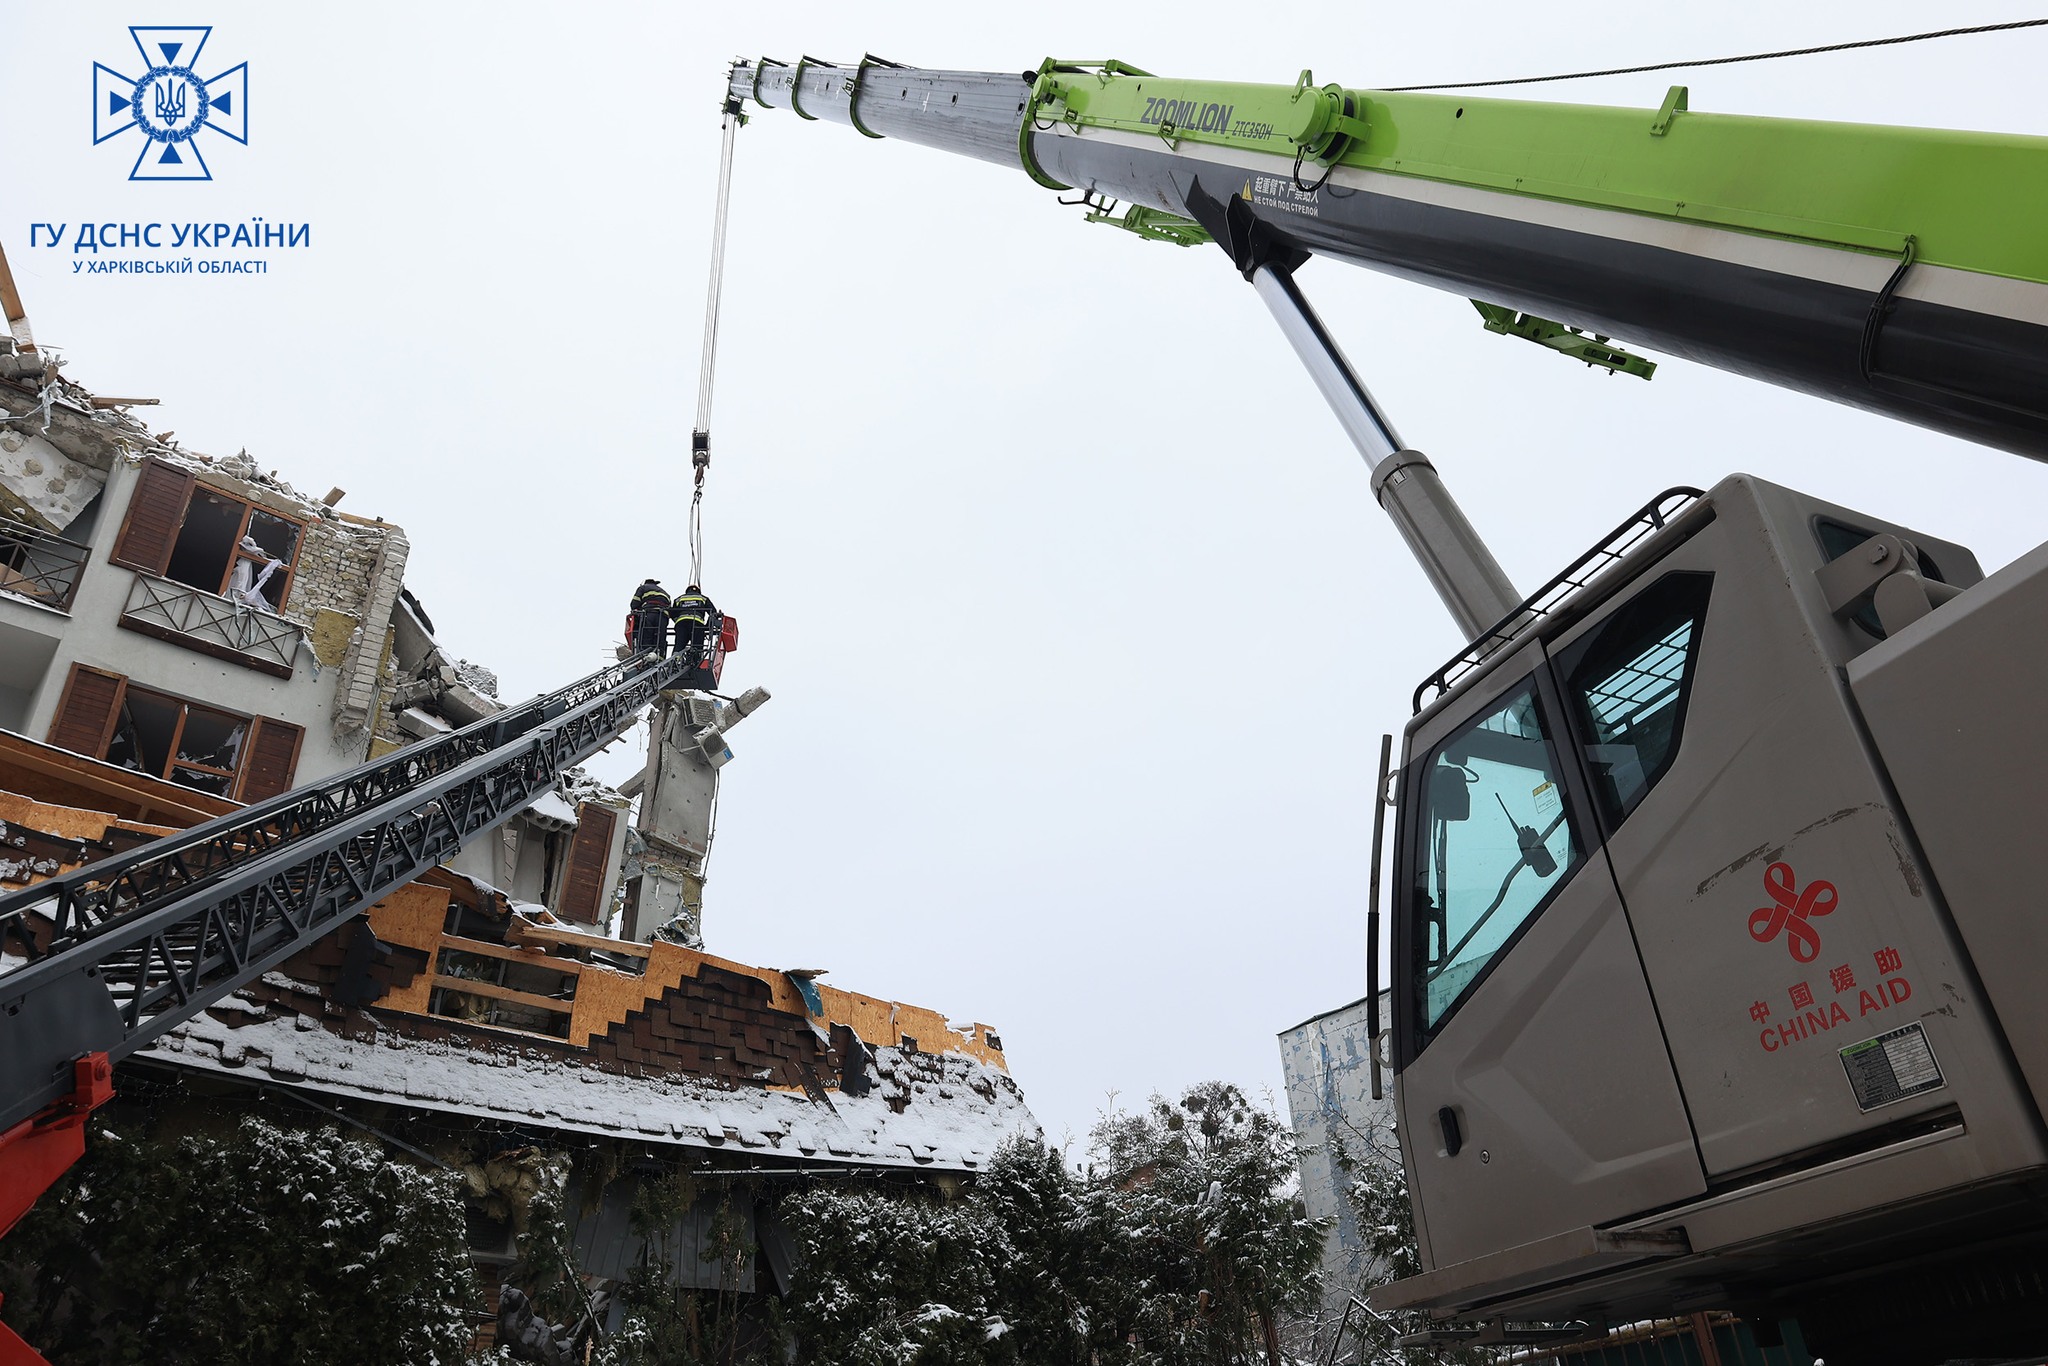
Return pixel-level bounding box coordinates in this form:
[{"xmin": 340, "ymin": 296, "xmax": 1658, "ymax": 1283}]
[
  {"xmin": 0, "ymin": 790, "xmax": 112, "ymax": 841},
  {"xmin": 0, "ymin": 729, "xmax": 233, "ymax": 827},
  {"xmin": 428, "ymin": 973, "xmax": 572, "ymax": 1015},
  {"xmin": 0, "ymin": 238, "xmax": 36, "ymax": 352},
  {"xmin": 508, "ymin": 919, "xmax": 649, "ymax": 956},
  {"xmin": 437, "ymin": 933, "xmax": 582, "ymax": 970}
]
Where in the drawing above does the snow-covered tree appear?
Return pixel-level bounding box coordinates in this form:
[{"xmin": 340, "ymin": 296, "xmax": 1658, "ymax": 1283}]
[
  {"xmin": 0, "ymin": 1114, "xmax": 478, "ymax": 1366},
  {"xmin": 974, "ymin": 1139, "xmax": 1125, "ymax": 1362},
  {"xmin": 775, "ymin": 1084, "xmax": 1327, "ymax": 1366},
  {"xmin": 781, "ymin": 1186, "xmax": 1008, "ymax": 1364},
  {"xmin": 1090, "ymin": 1082, "xmax": 1329, "ymax": 1366}
]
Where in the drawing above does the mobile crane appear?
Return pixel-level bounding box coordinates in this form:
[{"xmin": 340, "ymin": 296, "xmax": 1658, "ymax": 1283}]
[{"xmin": 726, "ymin": 54, "xmax": 2048, "ymax": 1362}]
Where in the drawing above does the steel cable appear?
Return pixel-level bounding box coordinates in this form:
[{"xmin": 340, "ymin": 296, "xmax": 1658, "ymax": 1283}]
[{"xmin": 1382, "ymin": 17, "xmax": 2048, "ymax": 91}]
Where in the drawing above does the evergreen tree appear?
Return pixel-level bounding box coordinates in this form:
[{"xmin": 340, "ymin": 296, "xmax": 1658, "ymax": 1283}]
[
  {"xmin": 0, "ymin": 1115, "xmax": 478, "ymax": 1366},
  {"xmin": 1090, "ymin": 1082, "xmax": 1328, "ymax": 1366},
  {"xmin": 777, "ymin": 1084, "xmax": 1327, "ymax": 1366},
  {"xmin": 974, "ymin": 1140, "xmax": 1123, "ymax": 1363},
  {"xmin": 781, "ymin": 1187, "xmax": 1009, "ymax": 1364}
]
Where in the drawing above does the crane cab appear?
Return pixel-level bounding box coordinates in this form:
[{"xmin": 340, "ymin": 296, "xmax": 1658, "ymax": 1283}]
[{"xmin": 1379, "ymin": 474, "xmax": 2048, "ymax": 1363}]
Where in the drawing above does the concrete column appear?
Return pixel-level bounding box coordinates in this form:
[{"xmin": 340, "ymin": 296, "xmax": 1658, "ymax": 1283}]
[{"xmin": 623, "ymin": 686, "xmax": 768, "ymax": 945}]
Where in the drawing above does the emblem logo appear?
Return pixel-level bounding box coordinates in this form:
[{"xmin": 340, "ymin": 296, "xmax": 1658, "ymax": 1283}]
[
  {"xmin": 1749, "ymin": 861, "xmax": 1838, "ymax": 964},
  {"xmin": 92, "ymin": 27, "xmax": 248, "ymax": 181}
]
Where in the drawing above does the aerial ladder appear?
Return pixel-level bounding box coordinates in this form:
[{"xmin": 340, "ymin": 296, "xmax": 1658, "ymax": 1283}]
[
  {"xmin": 727, "ymin": 54, "xmax": 2048, "ymax": 1362},
  {"xmin": 0, "ymin": 649, "xmax": 698, "ymax": 1362}
]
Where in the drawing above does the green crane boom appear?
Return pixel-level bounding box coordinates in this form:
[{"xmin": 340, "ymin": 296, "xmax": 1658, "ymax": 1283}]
[{"xmin": 730, "ymin": 57, "xmax": 2048, "ymax": 459}]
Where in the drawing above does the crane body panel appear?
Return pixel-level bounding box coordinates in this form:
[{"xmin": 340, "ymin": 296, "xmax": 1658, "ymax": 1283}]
[{"xmin": 1386, "ymin": 475, "xmax": 2048, "ymax": 1356}]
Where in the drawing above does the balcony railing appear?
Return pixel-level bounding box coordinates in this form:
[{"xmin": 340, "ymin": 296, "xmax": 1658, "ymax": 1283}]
[
  {"xmin": 119, "ymin": 574, "xmax": 301, "ymax": 679},
  {"xmin": 0, "ymin": 517, "xmax": 90, "ymax": 613}
]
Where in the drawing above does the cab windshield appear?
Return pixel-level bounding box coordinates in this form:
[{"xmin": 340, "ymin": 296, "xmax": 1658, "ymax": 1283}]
[{"xmin": 1415, "ymin": 682, "xmax": 1581, "ymax": 1033}]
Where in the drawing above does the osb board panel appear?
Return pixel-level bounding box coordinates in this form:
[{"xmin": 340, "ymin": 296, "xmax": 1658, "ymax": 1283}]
[
  {"xmin": 368, "ymin": 908, "xmax": 1011, "ymax": 1073},
  {"xmin": 562, "ymin": 940, "xmax": 730, "ymax": 1047},
  {"xmin": 584, "ymin": 961, "xmax": 843, "ymax": 1095},
  {"xmin": 0, "ymin": 790, "xmax": 122, "ymax": 842},
  {"xmin": 808, "ymin": 984, "xmax": 1006, "ymax": 1070},
  {"xmin": 366, "ymin": 883, "xmax": 452, "ymax": 1015},
  {"xmin": 578, "ymin": 940, "xmax": 1008, "ymax": 1071}
]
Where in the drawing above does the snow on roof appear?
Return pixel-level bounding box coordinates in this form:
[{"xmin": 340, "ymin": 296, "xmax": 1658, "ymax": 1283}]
[{"xmin": 147, "ymin": 1001, "xmax": 1039, "ymax": 1172}]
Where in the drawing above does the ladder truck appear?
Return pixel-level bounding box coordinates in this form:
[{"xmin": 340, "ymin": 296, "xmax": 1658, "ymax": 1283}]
[
  {"xmin": 0, "ymin": 650, "xmax": 698, "ymax": 1364},
  {"xmin": 727, "ymin": 55, "xmax": 2048, "ymax": 1363}
]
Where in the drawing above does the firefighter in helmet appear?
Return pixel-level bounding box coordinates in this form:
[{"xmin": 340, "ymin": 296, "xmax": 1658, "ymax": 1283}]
[
  {"xmin": 670, "ymin": 584, "xmax": 719, "ymax": 666},
  {"xmin": 628, "ymin": 578, "xmax": 672, "ymax": 655}
]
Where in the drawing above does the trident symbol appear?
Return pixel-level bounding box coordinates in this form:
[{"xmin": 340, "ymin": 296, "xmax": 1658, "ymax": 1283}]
[
  {"xmin": 1749, "ymin": 861, "xmax": 1838, "ymax": 964},
  {"xmin": 154, "ymin": 77, "xmax": 187, "ymax": 123}
]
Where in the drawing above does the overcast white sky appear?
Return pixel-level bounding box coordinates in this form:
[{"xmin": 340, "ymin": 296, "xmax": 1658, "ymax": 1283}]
[{"xmin": 6, "ymin": 3, "xmax": 2047, "ymax": 1151}]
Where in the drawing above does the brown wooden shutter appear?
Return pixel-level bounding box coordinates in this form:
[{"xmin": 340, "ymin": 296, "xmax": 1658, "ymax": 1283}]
[
  {"xmin": 236, "ymin": 716, "xmax": 305, "ymax": 803},
  {"xmin": 47, "ymin": 664, "xmax": 126, "ymax": 758},
  {"xmin": 110, "ymin": 457, "xmax": 195, "ymax": 575},
  {"xmin": 556, "ymin": 802, "xmax": 618, "ymax": 924}
]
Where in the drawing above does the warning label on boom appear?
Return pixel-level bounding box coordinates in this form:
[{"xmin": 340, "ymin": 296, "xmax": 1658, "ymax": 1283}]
[{"xmin": 1839, "ymin": 1021, "xmax": 1944, "ymax": 1112}]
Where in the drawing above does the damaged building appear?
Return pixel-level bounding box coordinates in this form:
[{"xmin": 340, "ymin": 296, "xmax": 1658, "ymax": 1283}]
[{"xmin": 0, "ymin": 312, "xmax": 1035, "ymax": 1350}]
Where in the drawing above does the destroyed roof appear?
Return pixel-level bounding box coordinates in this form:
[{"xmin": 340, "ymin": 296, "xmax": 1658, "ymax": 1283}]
[
  {"xmin": 4, "ymin": 760, "xmax": 1035, "ymax": 1175},
  {"xmin": 150, "ymin": 979, "xmax": 1038, "ymax": 1171}
]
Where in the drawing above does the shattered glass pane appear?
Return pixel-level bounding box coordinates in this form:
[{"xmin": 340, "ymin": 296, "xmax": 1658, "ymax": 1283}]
[
  {"xmin": 176, "ymin": 708, "xmax": 244, "ymax": 770},
  {"xmin": 105, "ymin": 690, "xmax": 180, "ymax": 776},
  {"xmin": 245, "ymin": 510, "xmax": 299, "ymax": 563},
  {"xmin": 169, "ymin": 766, "xmax": 232, "ymax": 797}
]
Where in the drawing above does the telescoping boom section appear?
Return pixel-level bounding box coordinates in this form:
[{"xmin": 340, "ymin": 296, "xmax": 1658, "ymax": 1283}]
[{"xmin": 732, "ymin": 57, "xmax": 2048, "ymax": 460}]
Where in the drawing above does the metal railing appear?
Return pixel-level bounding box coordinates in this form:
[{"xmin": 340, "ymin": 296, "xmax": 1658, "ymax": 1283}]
[
  {"xmin": 0, "ymin": 516, "xmax": 90, "ymax": 612},
  {"xmin": 1413, "ymin": 489, "xmax": 1707, "ymax": 713},
  {"xmin": 119, "ymin": 573, "xmax": 302, "ymax": 677}
]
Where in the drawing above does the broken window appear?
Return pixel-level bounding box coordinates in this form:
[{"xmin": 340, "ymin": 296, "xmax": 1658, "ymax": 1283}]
[
  {"xmin": 112, "ymin": 457, "xmax": 303, "ymax": 613},
  {"xmin": 48, "ymin": 663, "xmax": 305, "ymax": 801},
  {"xmin": 104, "ymin": 685, "xmax": 246, "ymax": 796}
]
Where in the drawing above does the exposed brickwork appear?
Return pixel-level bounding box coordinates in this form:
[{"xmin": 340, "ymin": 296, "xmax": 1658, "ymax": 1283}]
[
  {"xmin": 227, "ymin": 505, "xmax": 410, "ymax": 741},
  {"xmin": 588, "ymin": 963, "xmax": 844, "ymax": 1098},
  {"xmin": 276, "ymin": 516, "xmax": 394, "ymax": 633},
  {"xmin": 331, "ymin": 528, "xmax": 409, "ymax": 737}
]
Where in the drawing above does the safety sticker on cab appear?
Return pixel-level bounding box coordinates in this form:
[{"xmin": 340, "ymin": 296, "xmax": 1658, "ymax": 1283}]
[{"xmin": 1839, "ymin": 1021, "xmax": 1945, "ymax": 1111}]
